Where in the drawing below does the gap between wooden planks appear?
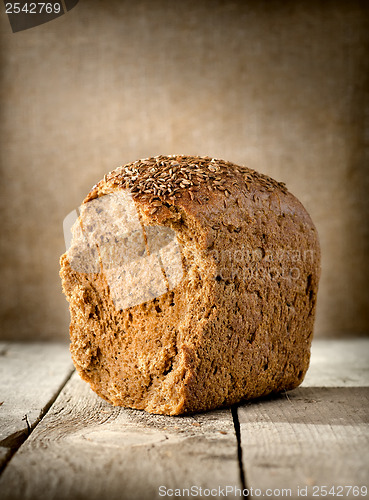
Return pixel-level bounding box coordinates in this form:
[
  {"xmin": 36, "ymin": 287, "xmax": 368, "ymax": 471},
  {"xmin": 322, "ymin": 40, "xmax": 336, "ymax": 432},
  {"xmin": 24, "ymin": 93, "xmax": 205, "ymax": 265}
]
[
  {"xmin": 0, "ymin": 342, "xmax": 74, "ymax": 473},
  {"xmin": 0, "ymin": 371, "xmax": 241, "ymax": 500},
  {"xmin": 237, "ymin": 339, "xmax": 369, "ymax": 499}
]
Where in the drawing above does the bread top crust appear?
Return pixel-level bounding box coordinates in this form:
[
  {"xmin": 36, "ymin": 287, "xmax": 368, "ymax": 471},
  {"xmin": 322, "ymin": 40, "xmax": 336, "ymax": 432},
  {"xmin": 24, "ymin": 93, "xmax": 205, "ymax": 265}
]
[{"xmin": 83, "ymin": 155, "xmax": 317, "ymax": 237}]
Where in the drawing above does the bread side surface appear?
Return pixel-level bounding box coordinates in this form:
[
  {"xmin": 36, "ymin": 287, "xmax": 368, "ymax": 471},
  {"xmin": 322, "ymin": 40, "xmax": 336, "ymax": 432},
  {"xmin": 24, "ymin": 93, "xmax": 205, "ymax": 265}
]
[{"xmin": 60, "ymin": 155, "xmax": 320, "ymax": 415}]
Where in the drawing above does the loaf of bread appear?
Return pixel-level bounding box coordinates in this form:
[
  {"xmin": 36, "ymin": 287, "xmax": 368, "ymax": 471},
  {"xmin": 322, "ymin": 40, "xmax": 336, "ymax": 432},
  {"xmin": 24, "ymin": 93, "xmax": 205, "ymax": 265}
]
[{"xmin": 60, "ymin": 155, "xmax": 320, "ymax": 415}]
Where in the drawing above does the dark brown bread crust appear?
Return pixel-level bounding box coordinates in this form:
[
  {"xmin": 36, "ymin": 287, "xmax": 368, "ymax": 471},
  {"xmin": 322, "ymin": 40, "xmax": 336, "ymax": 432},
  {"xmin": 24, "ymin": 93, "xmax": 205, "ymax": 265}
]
[{"xmin": 60, "ymin": 155, "xmax": 320, "ymax": 415}]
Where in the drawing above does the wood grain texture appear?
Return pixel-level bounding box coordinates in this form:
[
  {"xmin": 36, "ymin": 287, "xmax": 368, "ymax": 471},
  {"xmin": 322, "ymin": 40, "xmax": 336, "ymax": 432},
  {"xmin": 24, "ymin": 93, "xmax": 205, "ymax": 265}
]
[
  {"xmin": 0, "ymin": 372, "xmax": 241, "ymax": 500},
  {"xmin": 303, "ymin": 338, "xmax": 369, "ymax": 387},
  {"xmin": 1, "ymin": 340, "xmax": 368, "ymax": 500},
  {"xmin": 238, "ymin": 339, "xmax": 369, "ymax": 499},
  {"xmin": 0, "ymin": 342, "xmax": 73, "ymax": 471}
]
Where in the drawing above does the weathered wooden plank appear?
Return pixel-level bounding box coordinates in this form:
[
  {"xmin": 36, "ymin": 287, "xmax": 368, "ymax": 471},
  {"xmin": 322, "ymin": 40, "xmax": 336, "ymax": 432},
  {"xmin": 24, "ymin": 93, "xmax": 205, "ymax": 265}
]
[
  {"xmin": 0, "ymin": 342, "xmax": 73, "ymax": 472},
  {"xmin": 238, "ymin": 339, "xmax": 369, "ymax": 499},
  {"xmin": 0, "ymin": 372, "xmax": 241, "ymax": 500},
  {"xmin": 238, "ymin": 387, "xmax": 369, "ymax": 498},
  {"xmin": 303, "ymin": 338, "xmax": 369, "ymax": 387}
]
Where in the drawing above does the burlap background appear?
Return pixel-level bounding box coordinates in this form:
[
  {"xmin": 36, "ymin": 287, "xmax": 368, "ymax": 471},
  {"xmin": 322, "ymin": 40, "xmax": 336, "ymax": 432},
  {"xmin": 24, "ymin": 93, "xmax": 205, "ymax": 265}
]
[{"xmin": 0, "ymin": 0, "xmax": 368, "ymax": 340}]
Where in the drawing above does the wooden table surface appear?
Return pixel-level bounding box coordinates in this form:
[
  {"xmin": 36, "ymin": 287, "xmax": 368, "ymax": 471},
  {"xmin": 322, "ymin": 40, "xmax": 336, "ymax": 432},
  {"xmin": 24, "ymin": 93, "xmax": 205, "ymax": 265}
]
[{"xmin": 0, "ymin": 339, "xmax": 368, "ymax": 500}]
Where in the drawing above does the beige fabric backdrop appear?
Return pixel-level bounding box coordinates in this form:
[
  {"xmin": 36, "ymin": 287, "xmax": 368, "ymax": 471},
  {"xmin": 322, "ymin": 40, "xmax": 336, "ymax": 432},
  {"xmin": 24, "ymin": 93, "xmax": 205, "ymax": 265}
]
[{"xmin": 0, "ymin": 0, "xmax": 368, "ymax": 341}]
